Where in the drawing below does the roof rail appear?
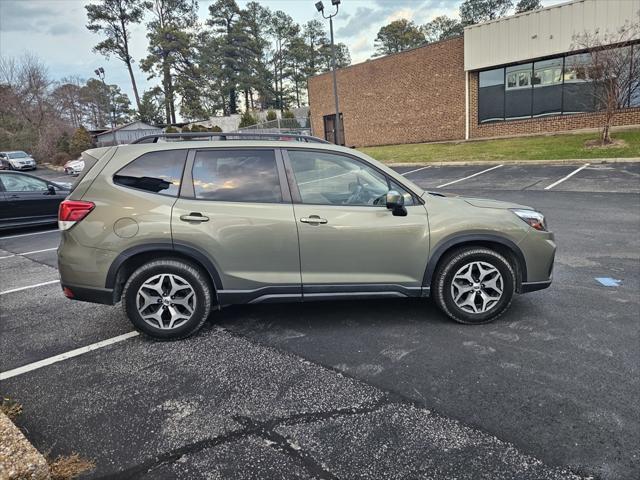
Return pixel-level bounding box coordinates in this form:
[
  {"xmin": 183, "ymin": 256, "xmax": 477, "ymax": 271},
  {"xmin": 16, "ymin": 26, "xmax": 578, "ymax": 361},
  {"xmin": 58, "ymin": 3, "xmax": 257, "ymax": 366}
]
[{"xmin": 130, "ymin": 132, "xmax": 330, "ymax": 144}]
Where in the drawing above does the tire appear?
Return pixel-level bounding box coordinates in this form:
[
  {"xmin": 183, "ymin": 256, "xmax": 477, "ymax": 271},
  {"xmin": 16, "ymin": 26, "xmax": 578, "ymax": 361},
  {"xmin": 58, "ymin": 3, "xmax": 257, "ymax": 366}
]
[
  {"xmin": 122, "ymin": 258, "xmax": 213, "ymax": 340},
  {"xmin": 432, "ymin": 247, "xmax": 515, "ymax": 325}
]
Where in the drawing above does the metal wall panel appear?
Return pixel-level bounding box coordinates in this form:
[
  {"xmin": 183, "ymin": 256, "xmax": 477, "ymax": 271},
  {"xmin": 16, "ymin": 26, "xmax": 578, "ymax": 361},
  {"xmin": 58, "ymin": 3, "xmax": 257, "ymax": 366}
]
[{"xmin": 464, "ymin": 0, "xmax": 640, "ymax": 71}]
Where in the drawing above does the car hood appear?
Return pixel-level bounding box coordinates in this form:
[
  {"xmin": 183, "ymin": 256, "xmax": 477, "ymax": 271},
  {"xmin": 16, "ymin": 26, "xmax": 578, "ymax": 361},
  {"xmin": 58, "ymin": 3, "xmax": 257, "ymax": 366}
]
[{"xmin": 424, "ymin": 191, "xmax": 532, "ymax": 210}]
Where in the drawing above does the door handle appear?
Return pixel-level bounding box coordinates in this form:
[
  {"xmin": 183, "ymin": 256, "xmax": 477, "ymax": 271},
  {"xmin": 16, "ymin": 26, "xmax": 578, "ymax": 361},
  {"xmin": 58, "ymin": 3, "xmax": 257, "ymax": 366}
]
[
  {"xmin": 180, "ymin": 212, "xmax": 209, "ymax": 223},
  {"xmin": 300, "ymin": 215, "xmax": 328, "ymax": 225}
]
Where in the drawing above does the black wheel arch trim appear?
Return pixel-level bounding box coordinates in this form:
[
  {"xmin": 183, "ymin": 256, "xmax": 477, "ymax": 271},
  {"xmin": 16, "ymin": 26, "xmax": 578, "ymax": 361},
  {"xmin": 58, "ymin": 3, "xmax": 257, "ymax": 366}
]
[
  {"xmin": 105, "ymin": 241, "xmax": 224, "ymax": 292},
  {"xmin": 423, "ymin": 233, "xmax": 528, "ymax": 287}
]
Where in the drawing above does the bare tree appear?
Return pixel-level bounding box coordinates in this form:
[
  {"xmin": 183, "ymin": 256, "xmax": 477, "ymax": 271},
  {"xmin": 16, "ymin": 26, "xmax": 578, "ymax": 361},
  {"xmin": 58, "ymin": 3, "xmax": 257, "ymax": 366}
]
[{"xmin": 572, "ymin": 21, "xmax": 640, "ymax": 144}]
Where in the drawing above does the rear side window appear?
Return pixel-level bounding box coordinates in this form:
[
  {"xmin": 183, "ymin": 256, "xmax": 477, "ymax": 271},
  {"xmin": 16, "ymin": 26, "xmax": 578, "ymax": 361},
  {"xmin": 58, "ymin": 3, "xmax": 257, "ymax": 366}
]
[
  {"xmin": 114, "ymin": 150, "xmax": 186, "ymax": 197},
  {"xmin": 192, "ymin": 149, "xmax": 281, "ymax": 203}
]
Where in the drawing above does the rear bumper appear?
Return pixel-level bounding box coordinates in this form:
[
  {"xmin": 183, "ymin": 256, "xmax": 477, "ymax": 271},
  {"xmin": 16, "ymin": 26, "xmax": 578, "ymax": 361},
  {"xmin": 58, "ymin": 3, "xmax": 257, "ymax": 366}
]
[{"xmin": 61, "ymin": 283, "xmax": 115, "ymax": 305}]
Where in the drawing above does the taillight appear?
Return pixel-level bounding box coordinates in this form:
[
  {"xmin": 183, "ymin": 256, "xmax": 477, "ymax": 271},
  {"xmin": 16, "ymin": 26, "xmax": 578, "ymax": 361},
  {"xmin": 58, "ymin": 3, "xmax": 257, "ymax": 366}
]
[{"xmin": 58, "ymin": 200, "xmax": 95, "ymax": 231}]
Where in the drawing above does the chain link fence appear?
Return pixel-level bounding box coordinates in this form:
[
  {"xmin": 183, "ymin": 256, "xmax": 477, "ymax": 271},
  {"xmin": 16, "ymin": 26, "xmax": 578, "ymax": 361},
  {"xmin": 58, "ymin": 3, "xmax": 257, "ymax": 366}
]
[{"xmin": 236, "ymin": 117, "xmax": 312, "ymax": 136}]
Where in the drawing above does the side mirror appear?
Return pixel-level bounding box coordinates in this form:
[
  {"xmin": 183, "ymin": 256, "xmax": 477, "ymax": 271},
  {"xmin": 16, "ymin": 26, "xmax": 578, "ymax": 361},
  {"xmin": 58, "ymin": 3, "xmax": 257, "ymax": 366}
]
[
  {"xmin": 386, "ymin": 190, "xmax": 407, "ymax": 216},
  {"xmin": 46, "ymin": 184, "xmax": 56, "ymax": 195}
]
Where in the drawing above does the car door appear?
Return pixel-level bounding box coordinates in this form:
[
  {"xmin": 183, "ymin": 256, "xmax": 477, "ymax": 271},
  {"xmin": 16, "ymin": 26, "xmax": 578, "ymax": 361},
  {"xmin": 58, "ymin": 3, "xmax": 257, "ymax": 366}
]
[
  {"xmin": 0, "ymin": 172, "xmax": 60, "ymax": 223},
  {"xmin": 172, "ymin": 148, "xmax": 302, "ymax": 304},
  {"xmin": 283, "ymin": 148, "xmax": 430, "ymax": 297}
]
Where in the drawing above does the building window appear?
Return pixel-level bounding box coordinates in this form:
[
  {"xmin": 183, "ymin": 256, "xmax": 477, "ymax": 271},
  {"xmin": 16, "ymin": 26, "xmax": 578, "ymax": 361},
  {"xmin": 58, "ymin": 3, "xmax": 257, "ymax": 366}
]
[
  {"xmin": 505, "ymin": 63, "xmax": 533, "ymax": 119},
  {"xmin": 562, "ymin": 53, "xmax": 594, "ymax": 114},
  {"xmin": 477, "ymin": 43, "xmax": 639, "ymax": 124},
  {"xmin": 479, "ymin": 68, "xmax": 505, "ymax": 123},
  {"xmin": 631, "ymin": 45, "xmax": 640, "ymax": 107},
  {"xmin": 533, "ymin": 58, "xmax": 563, "ymax": 117}
]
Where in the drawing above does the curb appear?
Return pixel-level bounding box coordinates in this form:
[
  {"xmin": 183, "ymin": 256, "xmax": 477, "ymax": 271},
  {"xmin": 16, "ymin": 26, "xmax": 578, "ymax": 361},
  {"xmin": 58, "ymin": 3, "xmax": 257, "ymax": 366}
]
[
  {"xmin": 0, "ymin": 411, "xmax": 50, "ymax": 480},
  {"xmin": 41, "ymin": 163, "xmax": 64, "ymax": 173},
  {"xmin": 387, "ymin": 157, "xmax": 640, "ymax": 167}
]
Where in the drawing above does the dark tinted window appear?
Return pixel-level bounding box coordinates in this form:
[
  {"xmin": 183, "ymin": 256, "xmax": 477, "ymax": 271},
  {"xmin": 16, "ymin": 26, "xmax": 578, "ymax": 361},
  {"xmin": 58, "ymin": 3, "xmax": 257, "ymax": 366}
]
[
  {"xmin": 114, "ymin": 150, "xmax": 186, "ymax": 196},
  {"xmin": 533, "ymin": 58, "xmax": 563, "ymax": 117},
  {"xmin": 505, "ymin": 63, "xmax": 533, "ymax": 119},
  {"xmin": 478, "ymin": 68, "xmax": 505, "ymax": 123},
  {"xmin": 192, "ymin": 149, "xmax": 281, "ymax": 203},
  {"xmin": 563, "ymin": 53, "xmax": 594, "ymax": 114}
]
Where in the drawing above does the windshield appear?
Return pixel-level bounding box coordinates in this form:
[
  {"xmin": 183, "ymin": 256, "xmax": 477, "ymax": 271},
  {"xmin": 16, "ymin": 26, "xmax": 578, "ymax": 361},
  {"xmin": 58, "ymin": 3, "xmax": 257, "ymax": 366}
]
[{"xmin": 8, "ymin": 151, "xmax": 28, "ymax": 159}]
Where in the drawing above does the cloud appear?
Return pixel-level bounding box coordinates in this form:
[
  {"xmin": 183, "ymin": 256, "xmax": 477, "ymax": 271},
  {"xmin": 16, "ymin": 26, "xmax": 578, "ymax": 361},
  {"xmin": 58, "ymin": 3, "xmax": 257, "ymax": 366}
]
[
  {"xmin": 0, "ymin": 0, "xmax": 81, "ymax": 35},
  {"xmin": 350, "ymin": 34, "xmax": 371, "ymax": 55},
  {"xmin": 335, "ymin": 7, "xmax": 380, "ymax": 37}
]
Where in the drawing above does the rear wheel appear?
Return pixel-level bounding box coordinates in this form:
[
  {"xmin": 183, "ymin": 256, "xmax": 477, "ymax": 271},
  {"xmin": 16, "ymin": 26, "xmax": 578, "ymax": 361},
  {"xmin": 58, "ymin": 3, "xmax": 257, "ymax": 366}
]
[
  {"xmin": 122, "ymin": 259, "xmax": 213, "ymax": 339},
  {"xmin": 433, "ymin": 247, "xmax": 515, "ymax": 325}
]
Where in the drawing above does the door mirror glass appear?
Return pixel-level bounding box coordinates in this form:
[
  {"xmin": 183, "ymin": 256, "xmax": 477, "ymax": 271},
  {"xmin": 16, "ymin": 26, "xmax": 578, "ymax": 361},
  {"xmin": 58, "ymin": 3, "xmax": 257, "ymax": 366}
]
[{"xmin": 386, "ymin": 190, "xmax": 407, "ymax": 216}]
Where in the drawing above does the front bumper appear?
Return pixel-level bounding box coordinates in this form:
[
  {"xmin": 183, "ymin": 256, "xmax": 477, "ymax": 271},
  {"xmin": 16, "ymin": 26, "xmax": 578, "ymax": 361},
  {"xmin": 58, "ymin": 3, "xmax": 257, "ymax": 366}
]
[
  {"xmin": 520, "ymin": 277, "xmax": 553, "ymax": 293},
  {"xmin": 12, "ymin": 163, "xmax": 36, "ymax": 170}
]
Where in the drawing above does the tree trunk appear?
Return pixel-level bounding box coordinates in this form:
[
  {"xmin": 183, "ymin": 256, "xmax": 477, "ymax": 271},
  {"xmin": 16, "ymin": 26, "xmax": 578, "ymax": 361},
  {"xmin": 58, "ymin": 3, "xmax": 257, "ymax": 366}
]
[
  {"xmin": 126, "ymin": 59, "xmax": 142, "ymax": 111},
  {"xmin": 162, "ymin": 57, "xmax": 176, "ymax": 125},
  {"xmin": 244, "ymin": 89, "xmax": 249, "ymax": 112}
]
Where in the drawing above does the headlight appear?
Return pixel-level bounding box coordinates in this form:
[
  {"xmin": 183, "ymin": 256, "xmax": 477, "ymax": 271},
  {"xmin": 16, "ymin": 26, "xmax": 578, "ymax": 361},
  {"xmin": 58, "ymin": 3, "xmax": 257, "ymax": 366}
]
[{"xmin": 511, "ymin": 209, "xmax": 547, "ymax": 231}]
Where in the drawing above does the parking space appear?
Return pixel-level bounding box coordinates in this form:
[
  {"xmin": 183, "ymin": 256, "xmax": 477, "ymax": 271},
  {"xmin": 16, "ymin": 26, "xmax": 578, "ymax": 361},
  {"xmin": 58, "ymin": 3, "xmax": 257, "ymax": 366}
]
[
  {"xmin": 396, "ymin": 162, "xmax": 640, "ymax": 193},
  {"xmin": 1, "ymin": 162, "xmax": 639, "ymax": 479}
]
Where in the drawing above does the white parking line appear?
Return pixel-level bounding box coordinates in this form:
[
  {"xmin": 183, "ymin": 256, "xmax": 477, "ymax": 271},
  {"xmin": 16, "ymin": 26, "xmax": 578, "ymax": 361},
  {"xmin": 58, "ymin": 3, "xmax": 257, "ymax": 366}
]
[
  {"xmin": 0, "ymin": 280, "xmax": 60, "ymax": 295},
  {"xmin": 401, "ymin": 166, "xmax": 431, "ymax": 176},
  {"xmin": 544, "ymin": 163, "xmax": 590, "ymax": 190},
  {"xmin": 0, "ymin": 247, "xmax": 58, "ymax": 260},
  {"xmin": 436, "ymin": 164, "xmax": 504, "ymax": 188},
  {"xmin": 0, "ymin": 331, "xmax": 140, "ymax": 380},
  {"xmin": 0, "ymin": 229, "xmax": 59, "ymax": 240}
]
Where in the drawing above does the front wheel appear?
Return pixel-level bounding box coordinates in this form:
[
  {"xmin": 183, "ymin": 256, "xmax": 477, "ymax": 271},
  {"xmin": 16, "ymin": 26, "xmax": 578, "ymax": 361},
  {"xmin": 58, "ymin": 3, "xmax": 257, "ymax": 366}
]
[
  {"xmin": 433, "ymin": 247, "xmax": 515, "ymax": 325},
  {"xmin": 122, "ymin": 259, "xmax": 213, "ymax": 340}
]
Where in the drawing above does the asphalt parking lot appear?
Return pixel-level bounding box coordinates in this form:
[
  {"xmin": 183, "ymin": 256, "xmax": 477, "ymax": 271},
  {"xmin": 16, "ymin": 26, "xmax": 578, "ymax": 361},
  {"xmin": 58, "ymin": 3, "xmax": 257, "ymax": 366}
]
[{"xmin": 1, "ymin": 162, "xmax": 639, "ymax": 479}]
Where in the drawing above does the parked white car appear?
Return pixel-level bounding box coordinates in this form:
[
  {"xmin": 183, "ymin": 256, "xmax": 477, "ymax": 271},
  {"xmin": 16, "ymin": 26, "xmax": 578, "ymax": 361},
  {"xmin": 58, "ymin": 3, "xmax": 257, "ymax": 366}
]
[
  {"xmin": 64, "ymin": 159, "xmax": 85, "ymax": 176},
  {"xmin": 0, "ymin": 151, "xmax": 37, "ymax": 171}
]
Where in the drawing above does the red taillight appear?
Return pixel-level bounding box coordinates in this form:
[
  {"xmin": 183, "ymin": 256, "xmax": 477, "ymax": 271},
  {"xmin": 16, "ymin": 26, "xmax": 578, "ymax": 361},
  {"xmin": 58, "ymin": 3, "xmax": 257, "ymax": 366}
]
[
  {"xmin": 58, "ymin": 200, "xmax": 94, "ymax": 230},
  {"xmin": 63, "ymin": 287, "xmax": 74, "ymax": 298}
]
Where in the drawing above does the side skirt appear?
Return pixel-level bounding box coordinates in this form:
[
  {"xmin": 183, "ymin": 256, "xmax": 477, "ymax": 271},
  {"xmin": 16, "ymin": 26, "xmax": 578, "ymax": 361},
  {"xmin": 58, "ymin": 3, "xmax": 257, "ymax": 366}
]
[{"xmin": 217, "ymin": 284, "xmax": 428, "ymax": 305}]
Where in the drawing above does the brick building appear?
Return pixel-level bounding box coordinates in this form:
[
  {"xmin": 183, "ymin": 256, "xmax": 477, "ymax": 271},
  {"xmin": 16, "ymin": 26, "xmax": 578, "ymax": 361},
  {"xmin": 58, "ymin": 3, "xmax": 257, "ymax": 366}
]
[{"xmin": 308, "ymin": 0, "xmax": 640, "ymax": 147}]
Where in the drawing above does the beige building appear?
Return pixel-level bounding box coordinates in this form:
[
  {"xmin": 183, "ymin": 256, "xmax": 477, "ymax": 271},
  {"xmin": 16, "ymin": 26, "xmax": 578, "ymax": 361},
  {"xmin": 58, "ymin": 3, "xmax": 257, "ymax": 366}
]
[{"xmin": 308, "ymin": 0, "xmax": 640, "ymax": 147}]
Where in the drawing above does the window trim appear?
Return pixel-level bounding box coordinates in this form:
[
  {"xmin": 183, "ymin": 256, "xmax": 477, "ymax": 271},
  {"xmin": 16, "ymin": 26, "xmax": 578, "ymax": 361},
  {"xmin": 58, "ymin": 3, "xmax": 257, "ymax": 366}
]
[
  {"xmin": 179, "ymin": 147, "xmax": 291, "ymax": 205},
  {"xmin": 112, "ymin": 149, "xmax": 188, "ymax": 198},
  {"xmin": 0, "ymin": 172, "xmax": 49, "ymax": 192},
  {"xmin": 282, "ymin": 148, "xmax": 422, "ymax": 208}
]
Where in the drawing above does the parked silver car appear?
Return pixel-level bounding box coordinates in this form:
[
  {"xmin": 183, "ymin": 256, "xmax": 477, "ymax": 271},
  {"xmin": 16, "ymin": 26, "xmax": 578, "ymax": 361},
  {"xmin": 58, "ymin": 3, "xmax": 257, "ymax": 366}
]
[{"xmin": 0, "ymin": 151, "xmax": 37, "ymax": 171}]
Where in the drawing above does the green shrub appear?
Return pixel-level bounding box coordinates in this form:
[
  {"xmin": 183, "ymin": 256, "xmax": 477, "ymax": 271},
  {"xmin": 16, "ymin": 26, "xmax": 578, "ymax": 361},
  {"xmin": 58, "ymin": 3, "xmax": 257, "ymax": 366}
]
[
  {"xmin": 69, "ymin": 127, "xmax": 93, "ymax": 157},
  {"xmin": 190, "ymin": 124, "xmax": 207, "ymax": 132},
  {"xmin": 282, "ymin": 110, "xmax": 295, "ymax": 119},
  {"xmin": 56, "ymin": 132, "xmax": 70, "ymax": 154},
  {"xmin": 181, "ymin": 125, "xmax": 191, "ymax": 133},
  {"xmin": 209, "ymin": 125, "xmax": 222, "ymax": 132},
  {"xmin": 266, "ymin": 110, "xmax": 277, "ymax": 121},
  {"xmin": 165, "ymin": 126, "xmax": 178, "ymax": 133},
  {"xmin": 238, "ymin": 111, "xmax": 258, "ymax": 128}
]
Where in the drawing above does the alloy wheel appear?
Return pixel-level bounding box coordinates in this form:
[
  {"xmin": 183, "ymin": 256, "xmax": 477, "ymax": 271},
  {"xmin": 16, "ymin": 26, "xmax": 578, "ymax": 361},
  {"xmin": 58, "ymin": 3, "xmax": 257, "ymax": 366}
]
[
  {"xmin": 136, "ymin": 273, "xmax": 196, "ymax": 330},
  {"xmin": 451, "ymin": 261, "xmax": 503, "ymax": 314}
]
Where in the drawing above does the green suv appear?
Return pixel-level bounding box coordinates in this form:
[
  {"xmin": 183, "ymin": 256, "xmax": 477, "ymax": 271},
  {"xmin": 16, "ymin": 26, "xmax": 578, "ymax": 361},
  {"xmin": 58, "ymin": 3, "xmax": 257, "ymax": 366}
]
[{"xmin": 57, "ymin": 134, "xmax": 555, "ymax": 339}]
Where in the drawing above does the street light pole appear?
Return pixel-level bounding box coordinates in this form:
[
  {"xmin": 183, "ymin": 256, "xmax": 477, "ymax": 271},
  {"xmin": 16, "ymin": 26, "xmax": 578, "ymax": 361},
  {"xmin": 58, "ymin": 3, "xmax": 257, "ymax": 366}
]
[
  {"xmin": 94, "ymin": 67, "xmax": 115, "ymax": 132},
  {"xmin": 316, "ymin": 1, "xmax": 342, "ymax": 145}
]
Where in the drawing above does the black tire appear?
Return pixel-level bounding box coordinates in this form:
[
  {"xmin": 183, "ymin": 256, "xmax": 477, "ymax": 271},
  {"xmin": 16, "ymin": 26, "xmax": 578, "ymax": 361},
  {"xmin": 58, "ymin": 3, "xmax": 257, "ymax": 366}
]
[
  {"xmin": 122, "ymin": 258, "xmax": 213, "ymax": 340},
  {"xmin": 432, "ymin": 247, "xmax": 515, "ymax": 325}
]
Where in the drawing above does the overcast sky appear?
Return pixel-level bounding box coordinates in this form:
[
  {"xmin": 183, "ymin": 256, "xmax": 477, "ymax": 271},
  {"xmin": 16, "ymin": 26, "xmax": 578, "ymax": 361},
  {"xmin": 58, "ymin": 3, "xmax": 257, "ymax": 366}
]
[{"xmin": 0, "ymin": 0, "xmax": 565, "ymax": 105}]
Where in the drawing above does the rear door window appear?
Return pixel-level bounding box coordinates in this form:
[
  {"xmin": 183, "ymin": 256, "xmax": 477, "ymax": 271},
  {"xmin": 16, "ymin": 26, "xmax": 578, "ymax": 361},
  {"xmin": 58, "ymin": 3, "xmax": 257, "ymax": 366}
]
[
  {"xmin": 114, "ymin": 149, "xmax": 187, "ymax": 197},
  {"xmin": 191, "ymin": 149, "xmax": 282, "ymax": 203}
]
